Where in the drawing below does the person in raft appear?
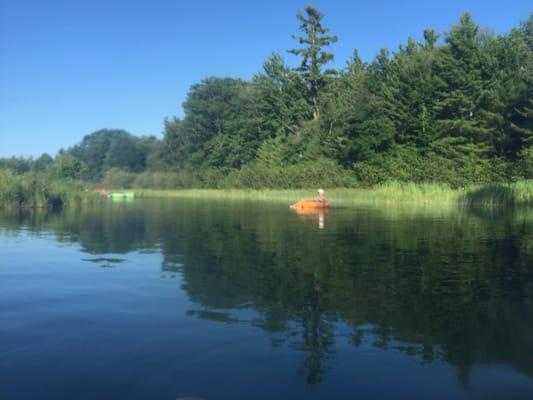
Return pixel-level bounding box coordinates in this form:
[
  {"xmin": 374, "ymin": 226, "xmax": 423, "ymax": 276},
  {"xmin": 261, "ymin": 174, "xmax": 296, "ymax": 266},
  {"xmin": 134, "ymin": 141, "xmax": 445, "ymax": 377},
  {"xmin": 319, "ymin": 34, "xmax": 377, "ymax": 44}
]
[{"xmin": 290, "ymin": 188, "xmax": 330, "ymax": 210}]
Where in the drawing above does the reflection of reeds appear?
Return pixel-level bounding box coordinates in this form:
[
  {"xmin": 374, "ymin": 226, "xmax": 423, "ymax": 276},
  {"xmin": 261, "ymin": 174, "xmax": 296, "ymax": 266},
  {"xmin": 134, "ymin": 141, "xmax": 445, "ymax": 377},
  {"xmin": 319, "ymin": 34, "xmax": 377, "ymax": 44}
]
[
  {"xmin": 460, "ymin": 181, "xmax": 533, "ymax": 208},
  {"xmin": 130, "ymin": 180, "xmax": 533, "ymax": 208},
  {"xmin": 0, "ymin": 170, "xmax": 99, "ymax": 208}
]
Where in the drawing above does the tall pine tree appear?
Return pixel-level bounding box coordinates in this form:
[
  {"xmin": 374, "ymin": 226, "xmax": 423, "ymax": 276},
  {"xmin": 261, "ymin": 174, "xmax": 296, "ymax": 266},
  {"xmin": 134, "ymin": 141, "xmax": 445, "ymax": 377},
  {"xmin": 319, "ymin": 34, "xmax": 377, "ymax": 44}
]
[
  {"xmin": 289, "ymin": 5, "xmax": 337, "ymax": 120},
  {"xmin": 433, "ymin": 13, "xmax": 501, "ymax": 158}
]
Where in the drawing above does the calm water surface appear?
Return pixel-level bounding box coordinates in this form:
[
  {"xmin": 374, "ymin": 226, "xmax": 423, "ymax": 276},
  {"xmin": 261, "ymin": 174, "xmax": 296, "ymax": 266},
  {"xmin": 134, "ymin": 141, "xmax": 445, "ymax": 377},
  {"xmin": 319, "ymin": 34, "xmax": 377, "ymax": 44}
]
[{"xmin": 1, "ymin": 199, "xmax": 532, "ymax": 399}]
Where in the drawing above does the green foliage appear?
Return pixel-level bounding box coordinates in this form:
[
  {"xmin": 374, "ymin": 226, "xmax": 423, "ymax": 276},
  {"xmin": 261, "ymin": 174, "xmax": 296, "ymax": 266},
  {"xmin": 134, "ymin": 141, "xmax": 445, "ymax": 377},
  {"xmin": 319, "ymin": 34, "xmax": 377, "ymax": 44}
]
[
  {"xmin": 0, "ymin": 157, "xmax": 32, "ymax": 174},
  {"xmin": 156, "ymin": 9, "xmax": 531, "ymax": 189},
  {"xmin": 133, "ymin": 169, "xmax": 229, "ymax": 190},
  {"xmin": 4, "ymin": 8, "xmax": 532, "ymax": 190},
  {"xmin": 65, "ymin": 129, "xmax": 151, "ymax": 180},
  {"xmin": 460, "ymin": 180, "xmax": 533, "ymax": 207},
  {"xmin": 252, "ymin": 54, "xmax": 312, "ymax": 139},
  {"xmin": 163, "ymin": 77, "xmax": 259, "ymax": 170},
  {"xmin": 0, "ymin": 153, "xmax": 53, "ymax": 174},
  {"xmin": 289, "ymin": 5, "xmax": 337, "ymax": 119},
  {"xmin": 134, "ymin": 180, "xmax": 533, "ymax": 208},
  {"xmin": 353, "ymin": 147, "xmax": 513, "ymax": 187},
  {"xmin": 101, "ymin": 168, "xmax": 136, "ymax": 189},
  {"xmin": 515, "ymin": 147, "xmax": 533, "ymax": 179},
  {"xmin": 231, "ymin": 157, "xmax": 357, "ymax": 189},
  {"xmin": 50, "ymin": 155, "xmax": 87, "ymax": 180},
  {"xmin": 0, "ymin": 170, "xmax": 96, "ymax": 208},
  {"xmin": 33, "ymin": 153, "xmax": 54, "ymax": 172},
  {"xmin": 320, "ymin": 55, "xmax": 395, "ymax": 163}
]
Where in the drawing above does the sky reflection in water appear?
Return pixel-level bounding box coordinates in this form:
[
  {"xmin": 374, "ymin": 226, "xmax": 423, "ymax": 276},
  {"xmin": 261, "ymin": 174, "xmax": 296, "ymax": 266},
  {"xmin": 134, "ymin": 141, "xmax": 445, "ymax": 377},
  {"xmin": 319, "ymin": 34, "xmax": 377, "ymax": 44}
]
[{"xmin": 1, "ymin": 199, "xmax": 532, "ymax": 399}]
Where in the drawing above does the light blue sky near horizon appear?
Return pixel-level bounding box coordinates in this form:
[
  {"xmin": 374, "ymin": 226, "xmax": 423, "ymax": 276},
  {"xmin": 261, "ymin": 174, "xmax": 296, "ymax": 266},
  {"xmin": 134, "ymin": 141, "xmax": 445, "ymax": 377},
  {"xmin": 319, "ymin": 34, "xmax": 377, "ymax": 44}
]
[{"xmin": 1, "ymin": 0, "xmax": 531, "ymax": 158}]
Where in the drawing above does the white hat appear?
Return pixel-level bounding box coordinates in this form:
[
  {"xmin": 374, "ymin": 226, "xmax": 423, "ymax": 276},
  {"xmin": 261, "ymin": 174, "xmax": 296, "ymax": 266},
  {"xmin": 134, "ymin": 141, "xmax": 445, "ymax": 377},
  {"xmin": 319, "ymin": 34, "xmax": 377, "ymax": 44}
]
[{"xmin": 318, "ymin": 188, "xmax": 324, "ymax": 194}]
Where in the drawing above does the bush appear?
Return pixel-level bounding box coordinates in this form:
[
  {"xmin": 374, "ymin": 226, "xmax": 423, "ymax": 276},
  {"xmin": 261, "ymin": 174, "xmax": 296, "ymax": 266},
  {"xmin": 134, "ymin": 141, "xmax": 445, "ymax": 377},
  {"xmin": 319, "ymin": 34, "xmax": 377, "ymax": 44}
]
[
  {"xmin": 228, "ymin": 157, "xmax": 357, "ymax": 189},
  {"xmin": 513, "ymin": 148, "xmax": 533, "ymax": 180},
  {"xmin": 130, "ymin": 158, "xmax": 355, "ymax": 190},
  {"xmin": 101, "ymin": 168, "xmax": 136, "ymax": 189},
  {"xmin": 50, "ymin": 155, "xmax": 88, "ymax": 180},
  {"xmin": 353, "ymin": 147, "xmax": 514, "ymax": 188},
  {"xmin": 133, "ymin": 169, "xmax": 229, "ymax": 189}
]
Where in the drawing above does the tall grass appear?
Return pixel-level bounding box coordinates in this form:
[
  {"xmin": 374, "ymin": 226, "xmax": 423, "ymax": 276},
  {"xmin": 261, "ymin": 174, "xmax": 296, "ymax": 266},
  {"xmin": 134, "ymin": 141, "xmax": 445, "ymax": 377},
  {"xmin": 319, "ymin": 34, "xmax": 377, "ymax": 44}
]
[
  {"xmin": 460, "ymin": 181, "xmax": 533, "ymax": 208},
  {"xmin": 0, "ymin": 170, "xmax": 98, "ymax": 208},
  {"xmin": 134, "ymin": 186, "xmax": 460, "ymax": 206},
  {"xmin": 132, "ymin": 180, "xmax": 533, "ymax": 208}
]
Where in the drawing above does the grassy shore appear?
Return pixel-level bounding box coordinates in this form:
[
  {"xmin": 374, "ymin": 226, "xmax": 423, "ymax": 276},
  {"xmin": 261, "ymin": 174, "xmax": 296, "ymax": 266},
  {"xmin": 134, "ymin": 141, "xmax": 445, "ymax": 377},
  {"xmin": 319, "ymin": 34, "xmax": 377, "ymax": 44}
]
[
  {"xmin": 0, "ymin": 170, "xmax": 98, "ymax": 208},
  {"xmin": 2, "ymin": 171, "xmax": 531, "ymax": 209},
  {"xmin": 131, "ymin": 180, "xmax": 533, "ymax": 208}
]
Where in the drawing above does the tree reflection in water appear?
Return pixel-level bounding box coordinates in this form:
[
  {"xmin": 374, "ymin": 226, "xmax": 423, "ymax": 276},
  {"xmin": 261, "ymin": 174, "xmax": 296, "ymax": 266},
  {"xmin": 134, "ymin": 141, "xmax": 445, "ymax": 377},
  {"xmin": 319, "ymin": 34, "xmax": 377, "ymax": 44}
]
[{"xmin": 1, "ymin": 199, "xmax": 532, "ymax": 386}]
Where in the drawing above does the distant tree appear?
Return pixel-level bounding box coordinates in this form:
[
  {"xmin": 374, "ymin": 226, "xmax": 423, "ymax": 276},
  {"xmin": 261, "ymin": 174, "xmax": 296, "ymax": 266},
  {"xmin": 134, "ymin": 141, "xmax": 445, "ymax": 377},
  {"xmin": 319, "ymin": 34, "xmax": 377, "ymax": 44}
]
[
  {"xmin": 511, "ymin": 99, "xmax": 533, "ymax": 148},
  {"xmin": 104, "ymin": 135, "xmax": 144, "ymax": 172},
  {"xmin": 253, "ymin": 54, "xmax": 312, "ymax": 139},
  {"xmin": 66, "ymin": 129, "xmax": 148, "ymax": 179},
  {"xmin": 33, "ymin": 153, "xmax": 54, "ymax": 172},
  {"xmin": 504, "ymin": 15, "xmax": 533, "ymax": 156},
  {"xmin": 433, "ymin": 13, "xmax": 501, "ymax": 158},
  {"xmin": 381, "ymin": 35, "xmax": 440, "ymax": 147},
  {"xmin": 423, "ymin": 28, "xmax": 440, "ymax": 49},
  {"xmin": 0, "ymin": 157, "xmax": 31, "ymax": 174},
  {"xmin": 163, "ymin": 77, "xmax": 258, "ymax": 169},
  {"xmin": 154, "ymin": 9, "xmax": 533, "ymax": 186},
  {"xmin": 51, "ymin": 155, "xmax": 87, "ymax": 180},
  {"xmin": 289, "ymin": 5, "xmax": 337, "ymax": 120},
  {"xmin": 162, "ymin": 117, "xmax": 188, "ymax": 169},
  {"xmin": 140, "ymin": 136, "xmax": 167, "ymax": 171},
  {"xmin": 320, "ymin": 53, "xmax": 394, "ymax": 164}
]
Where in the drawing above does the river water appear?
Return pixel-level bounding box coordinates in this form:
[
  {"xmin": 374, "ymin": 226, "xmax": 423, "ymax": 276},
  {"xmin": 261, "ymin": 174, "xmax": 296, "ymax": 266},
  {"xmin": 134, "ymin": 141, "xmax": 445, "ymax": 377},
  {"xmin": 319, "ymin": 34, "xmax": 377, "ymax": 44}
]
[{"xmin": 1, "ymin": 198, "xmax": 532, "ymax": 399}]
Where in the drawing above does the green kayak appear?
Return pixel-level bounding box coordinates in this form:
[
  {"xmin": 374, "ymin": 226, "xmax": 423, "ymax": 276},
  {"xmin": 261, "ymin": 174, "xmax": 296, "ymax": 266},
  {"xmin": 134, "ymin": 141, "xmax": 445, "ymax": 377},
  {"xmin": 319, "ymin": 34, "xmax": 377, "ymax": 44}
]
[{"xmin": 109, "ymin": 192, "xmax": 135, "ymax": 200}]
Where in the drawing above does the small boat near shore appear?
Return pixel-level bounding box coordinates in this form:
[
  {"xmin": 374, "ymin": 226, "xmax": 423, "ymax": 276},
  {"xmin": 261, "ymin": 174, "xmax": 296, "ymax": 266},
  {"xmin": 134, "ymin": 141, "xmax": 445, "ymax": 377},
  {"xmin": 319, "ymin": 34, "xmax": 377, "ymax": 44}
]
[
  {"xmin": 290, "ymin": 188, "xmax": 330, "ymax": 210},
  {"xmin": 290, "ymin": 198, "xmax": 330, "ymax": 210},
  {"xmin": 109, "ymin": 192, "xmax": 135, "ymax": 200}
]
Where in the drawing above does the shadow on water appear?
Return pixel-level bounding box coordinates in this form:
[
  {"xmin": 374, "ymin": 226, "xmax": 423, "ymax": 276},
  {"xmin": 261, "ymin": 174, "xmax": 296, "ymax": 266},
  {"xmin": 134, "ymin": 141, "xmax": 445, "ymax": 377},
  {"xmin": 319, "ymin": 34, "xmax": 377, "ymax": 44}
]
[{"xmin": 1, "ymin": 199, "xmax": 533, "ymax": 388}]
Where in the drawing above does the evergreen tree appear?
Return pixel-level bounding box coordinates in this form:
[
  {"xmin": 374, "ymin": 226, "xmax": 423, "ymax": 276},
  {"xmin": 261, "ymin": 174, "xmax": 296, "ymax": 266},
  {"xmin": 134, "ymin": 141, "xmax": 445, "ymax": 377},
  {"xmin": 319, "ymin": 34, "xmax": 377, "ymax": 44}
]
[
  {"xmin": 163, "ymin": 77, "xmax": 258, "ymax": 169},
  {"xmin": 253, "ymin": 54, "xmax": 312, "ymax": 139},
  {"xmin": 288, "ymin": 5, "xmax": 337, "ymax": 120},
  {"xmin": 33, "ymin": 153, "xmax": 54, "ymax": 172},
  {"xmin": 506, "ymin": 15, "xmax": 533, "ymax": 156},
  {"xmin": 433, "ymin": 13, "xmax": 500, "ymax": 158},
  {"xmin": 320, "ymin": 51, "xmax": 394, "ymax": 164}
]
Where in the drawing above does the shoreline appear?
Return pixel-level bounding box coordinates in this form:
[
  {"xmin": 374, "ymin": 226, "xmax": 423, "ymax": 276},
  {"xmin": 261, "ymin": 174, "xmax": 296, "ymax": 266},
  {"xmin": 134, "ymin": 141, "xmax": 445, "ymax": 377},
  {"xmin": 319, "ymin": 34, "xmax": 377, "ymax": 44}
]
[{"xmin": 120, "ymin": 181, "xmax": 533, "ymax": 208}]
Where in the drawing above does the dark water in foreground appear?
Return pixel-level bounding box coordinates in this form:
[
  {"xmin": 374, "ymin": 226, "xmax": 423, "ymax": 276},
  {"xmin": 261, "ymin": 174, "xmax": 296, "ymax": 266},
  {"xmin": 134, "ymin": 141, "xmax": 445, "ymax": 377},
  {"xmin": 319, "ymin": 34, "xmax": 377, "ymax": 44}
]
[{"xmin": 1, "ymin": 199, "xmax": 532, "ymax": 400}]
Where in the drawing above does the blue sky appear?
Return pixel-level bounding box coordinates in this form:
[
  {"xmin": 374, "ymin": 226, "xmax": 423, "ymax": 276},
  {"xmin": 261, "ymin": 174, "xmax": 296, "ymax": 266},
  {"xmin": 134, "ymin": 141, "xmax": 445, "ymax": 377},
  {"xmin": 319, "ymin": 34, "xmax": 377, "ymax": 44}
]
[{"xmin": 1, "ymin": 0, "xmax": 531, "ymax": 157}]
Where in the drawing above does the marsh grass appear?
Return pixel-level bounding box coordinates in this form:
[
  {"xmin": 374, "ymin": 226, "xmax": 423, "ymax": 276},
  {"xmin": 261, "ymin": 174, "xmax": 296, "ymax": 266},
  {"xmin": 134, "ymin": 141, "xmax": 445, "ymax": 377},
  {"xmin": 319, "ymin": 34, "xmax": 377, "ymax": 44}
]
[
  {"xmin": 3, "ymin": 170, "xmax": 530, "ymax": 209},
  {"xmin": 460, "ymin": 181, "xmax": 533, "ymax": 208},
  {"xmin": 0, "ymin": 170, "xmax": 99, "ymax": 208},
  {"xmin": 131, "ymin": 180, "xmax": 533, "ymax": 208},
  {"xmin": 133, "ymin": 186, "xmax": 460, "ymax": 207}
]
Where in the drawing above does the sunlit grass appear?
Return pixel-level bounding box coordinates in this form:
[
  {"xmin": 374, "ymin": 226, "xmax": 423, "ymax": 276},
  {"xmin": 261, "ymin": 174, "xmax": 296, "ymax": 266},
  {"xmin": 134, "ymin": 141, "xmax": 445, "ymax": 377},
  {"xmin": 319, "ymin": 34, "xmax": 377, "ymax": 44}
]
[
  {"xmin": 0, "ymin": 170, "xmax": 99, "ymax": 208},
  {"xmin": 3, "ymin": 172, "xmax": 530, "ymax": 209},
  {"xmin": 130, "ymin": 180, "xmax": 533, "ymax": 208}
]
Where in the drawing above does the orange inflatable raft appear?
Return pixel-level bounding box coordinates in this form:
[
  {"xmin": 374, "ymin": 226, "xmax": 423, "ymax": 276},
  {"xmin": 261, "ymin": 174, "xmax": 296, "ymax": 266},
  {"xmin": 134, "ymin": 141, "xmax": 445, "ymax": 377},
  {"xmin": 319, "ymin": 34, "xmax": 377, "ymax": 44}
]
[{"xmin": 289, "ymin": 198, "xmax": 330, "ymax": 210}]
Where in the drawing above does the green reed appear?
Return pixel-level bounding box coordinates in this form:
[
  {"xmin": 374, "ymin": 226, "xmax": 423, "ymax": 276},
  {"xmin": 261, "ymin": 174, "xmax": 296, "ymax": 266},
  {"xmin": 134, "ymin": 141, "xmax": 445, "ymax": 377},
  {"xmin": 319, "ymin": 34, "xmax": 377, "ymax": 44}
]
[
  {"xmin": 0, "ymin": 170, "xmax": 99, "ymax": 208},
  {"xmin": 132, "ymin": 180, "xmax": 533, "ymax": 208}
]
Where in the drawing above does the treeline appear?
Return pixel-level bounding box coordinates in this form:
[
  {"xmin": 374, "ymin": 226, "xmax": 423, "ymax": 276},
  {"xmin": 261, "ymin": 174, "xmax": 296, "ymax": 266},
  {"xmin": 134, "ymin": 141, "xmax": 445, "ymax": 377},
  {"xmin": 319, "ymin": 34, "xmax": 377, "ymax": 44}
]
[{"xmin": 2, "ymin": 7, "xmax": 532, "ymax": 188}]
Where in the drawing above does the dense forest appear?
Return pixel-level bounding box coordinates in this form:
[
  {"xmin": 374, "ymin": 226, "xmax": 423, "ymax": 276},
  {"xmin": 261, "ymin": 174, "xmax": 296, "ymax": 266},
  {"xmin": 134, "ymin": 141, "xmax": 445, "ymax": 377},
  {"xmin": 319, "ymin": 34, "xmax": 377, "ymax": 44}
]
[{"xmin": 2, "ymin": 6, "xmax": 532, "ymax": 188}]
